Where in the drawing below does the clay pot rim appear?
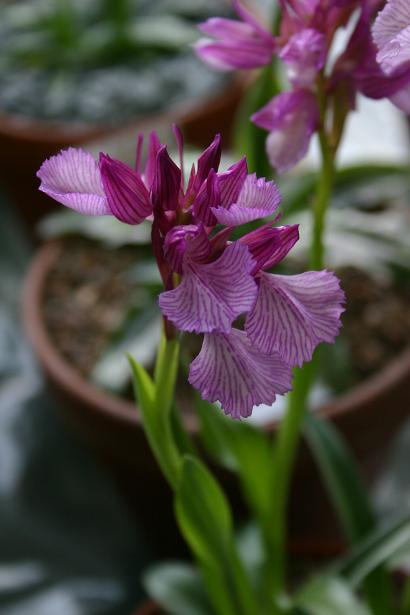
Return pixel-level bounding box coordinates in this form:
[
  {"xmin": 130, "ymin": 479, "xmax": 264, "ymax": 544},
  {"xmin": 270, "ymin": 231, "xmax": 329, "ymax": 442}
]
[
  {"xmin": 23, "ymin": 240, "xmax": 410, "ymax": 435},
  {"xmin": 0, "ymin": 72, "xmax": 246, "ymax": 145}
]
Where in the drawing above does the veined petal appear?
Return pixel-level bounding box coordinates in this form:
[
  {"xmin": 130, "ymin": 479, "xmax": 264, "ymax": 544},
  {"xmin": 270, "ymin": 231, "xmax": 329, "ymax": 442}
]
[
  {"xmin": 192, "ymin": 169, "xmax": 220, "ymax": 227},
  {"xmin": 152, "ymin": 146, "xmax": 182, "ymax": 211},
  {"xmin": 99, "ymin": 154, "xmax": 152, "ymax": 225},
  {"xmin": 144, "ymin": 131, "xmax": 162, "ymax": 189},
  {"xmin": 240, "ymin": 223, "xmax": 299, "ymax": 274},
  {"xmin": 252, "ymin": 90, "xmax": 319, "ymax": 174},
  {"xmin": 196, "ymin": 134, "xmax": 222, "ymax": 186},
  {"xmin": 213, "ymin": 173, "xmax": 281, "ymax": 226},
  {"xmin": 159, "ymin": 242, "xmax": 257, "ymax": 334},
  {"xmin": 373, "ymin": 0, "xmax": 410, "ymax": 51},
  {"xmin": 164, "ymin": 224, "xmax": 211, "ymax": 274},
  {"xmin": 246, "ymin": 271, "xmax": 345, "ymax": 367},
  {"xmin": 376, "ymin": 25, "xmax": 410, "ymax": 74},
  {"xmin": 217, "ymin": 158, "xmax": 248, "ymax": 207},
  {"xmin": 37, "ymin": 148, "xmax": 109, "ymax": 215},
  {"xmin": 188, "ymin": 329, "xmax": 293, "ymax": 419}
]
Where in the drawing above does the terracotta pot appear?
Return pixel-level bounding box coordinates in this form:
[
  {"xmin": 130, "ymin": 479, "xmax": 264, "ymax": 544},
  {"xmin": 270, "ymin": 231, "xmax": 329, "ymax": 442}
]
[
  {"xmin": 0, "ymin": 74, "xmax": 246, "ymax": 234},
  {"xmin": 22, "ymin": 240, "xmax": 410, "ymax": 546}
]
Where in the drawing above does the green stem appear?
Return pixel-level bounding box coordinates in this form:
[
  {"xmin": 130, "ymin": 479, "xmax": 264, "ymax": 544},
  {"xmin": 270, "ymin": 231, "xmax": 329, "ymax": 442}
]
[
  {"xmin": 266, "ymin": 101, "xmax": 337, "ymax": 602},
  {"xmin": 310, "ymin": 126, "xmax": 335, "ymax": 271}
]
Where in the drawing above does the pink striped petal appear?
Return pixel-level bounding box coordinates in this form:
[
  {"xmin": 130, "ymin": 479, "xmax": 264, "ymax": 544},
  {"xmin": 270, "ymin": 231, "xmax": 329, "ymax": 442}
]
[
  {"xmin": 37, "ymin": 148, "xmax": 109, "ymax": 215},
  {"xmin": 373, "ymin": 0, "xmax": 410, "ymax": 51},
  {"xmin": 152, "ymin": 146, "xmax": 182, "ymax": 212},
  {"xmin": 196, "ymin": 134, "xmax": 222, "ymax": 185},
  {"xmin": 217, "ymin": 158, "xmax": 248, "ymax": 207},
  {"xmin": 164, "ymin": 224, "xmax": 211, "ymax": 274},
  {"xmin": 246, "ymin": 271, "xmax": 345, "ymax": 367},
  {"xmin": 99, "ymin": 154, "xmax": 152, "ymax": 225},
  {"xmin": 159, "ymin": 242, "xmax": 257, "ymax": 334},
  {"xmin": 377, "ymin": 25, "xmax": 410, "ymax": 74},
  {"xmin": 144, "ymin": 131, "xmax": 162, "ymax": 189},
  {"xmin": 240, "ymin": 223, "xmax": 299, "ymax": 274},
  {"xmin": 192, "ymin": 169, "xmax": 220, "ymax": 227},
  {"xmin": 188, "ymin": 329, "xmax": 293, "ymax": 419},
  {"xmin": 213, "ymin": 173, "xmax": 281, "ymax": 226}
]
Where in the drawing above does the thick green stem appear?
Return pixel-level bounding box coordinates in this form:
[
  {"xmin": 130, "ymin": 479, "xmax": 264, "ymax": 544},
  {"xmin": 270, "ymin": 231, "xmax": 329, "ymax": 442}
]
[{"xmin": 266, "ymin": 113, "xmax": 336, "ymax": 602}]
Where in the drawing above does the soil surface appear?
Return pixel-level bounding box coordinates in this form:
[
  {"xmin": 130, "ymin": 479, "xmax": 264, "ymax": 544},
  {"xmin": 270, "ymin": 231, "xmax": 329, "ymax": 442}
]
[{"xmin": 43, "ymin": 239, "xmax": 410, "ymax": 395}]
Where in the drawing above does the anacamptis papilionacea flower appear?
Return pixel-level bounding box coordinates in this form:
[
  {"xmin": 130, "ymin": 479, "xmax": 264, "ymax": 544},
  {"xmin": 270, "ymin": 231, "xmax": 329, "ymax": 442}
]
[{"xmin": 37, "ymin": 128, "xmax": 344, "ymax": 419}]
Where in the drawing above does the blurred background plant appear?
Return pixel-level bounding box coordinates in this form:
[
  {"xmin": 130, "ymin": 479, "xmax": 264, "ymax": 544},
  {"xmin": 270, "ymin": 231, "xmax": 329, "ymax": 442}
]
[{"xmin": 0, "ymin": 0, "xmax": 231, "ymax": 124}]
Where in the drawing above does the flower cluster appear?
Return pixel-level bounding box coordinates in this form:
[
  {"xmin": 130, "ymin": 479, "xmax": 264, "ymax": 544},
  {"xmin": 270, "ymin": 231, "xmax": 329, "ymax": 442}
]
[
  {"xmin": 195, "ymin": 0, "xmax": 410, "ymax": 173},
  {"xmin": 37, "ymin": 130, "xmax": 344, "ymax": 418}
]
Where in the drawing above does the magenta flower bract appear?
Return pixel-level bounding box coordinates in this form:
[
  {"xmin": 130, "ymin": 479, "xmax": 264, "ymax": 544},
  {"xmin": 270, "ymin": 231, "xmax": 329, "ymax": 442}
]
[{"xmin": 37, "ymin": 130, "xmax": 344, "ymax": 419}]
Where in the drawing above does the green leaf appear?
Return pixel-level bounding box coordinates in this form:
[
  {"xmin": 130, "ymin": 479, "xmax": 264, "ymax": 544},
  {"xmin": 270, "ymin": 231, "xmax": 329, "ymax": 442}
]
[
  {"xmin": 296, "ymin": 576, "xmax": 371, "ymax": 615},
  {"xmin": 304, "ymin": 414, "xmax": 374, "ymax": 543},
  {"xmin": 197, "ymin": 399, "xmax": 273, "ymax": 526},
  {"xmin": 143, "ymin": 562, "xmax": 213, "ymax": 615},
  {"xmin": 175, "ymin": 456, "xmax": 257, "ymax": 615},
  {"xmin": 128, "ymin": 354, "xmax": 180, "ymax": 488},
  {"xmin": 337, "ymin": 516, "xmax": 410, "ymax": 587},
  {"xmin": 154, "ymin": 334, "xmax": 180, "ymax": 416},
  {"xmin": 304, "ymin": 414, "xmax": 394, "ymax": 614}
]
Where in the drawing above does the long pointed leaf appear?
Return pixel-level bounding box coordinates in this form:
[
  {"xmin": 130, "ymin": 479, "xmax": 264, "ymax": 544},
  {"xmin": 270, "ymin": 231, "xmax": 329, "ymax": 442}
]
[
  {"xmin": 337, "ymin": 516, "xmax": 410, "ymax": 587},
  {"xmin": 304, "ymin": 414, "xmax": 394, "ymax": 614}
]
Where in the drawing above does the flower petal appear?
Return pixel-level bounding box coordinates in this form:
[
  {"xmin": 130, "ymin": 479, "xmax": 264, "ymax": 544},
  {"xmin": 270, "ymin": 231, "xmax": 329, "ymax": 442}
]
[
  {"xmin": 164, "ymin": 224, "xmax": 211, "ymax": 274},
  {"xmin": 144, "ymin": 131, "xmax": 162, "ymax": 189},
  {"xmin": 376, "ymin": 25, "xmax": 410, "ymax": 75},
  {"xmin": 37, "ymin": 148, "xmax": 109, "ymax": 215},
  {"xmin": 280, "ymin": 29, "xmax": 326, "ymax": 87},
  {"xmin": 252, "ymin": 90, "xmax": 319, "ymax": 174},
  {"xmin": 240, "ymin": 223, "xmax": 299, "ymax": 274},
  {"xmin": 192, "ymin": 169, "xmax": 220, "ymax": 227},
  {"xmin": 159, "ymin": 242, "xmax": 257, "ymax": 334},
  {"xmin": 99, "ymin": 154, "xmax": 152, "ymax": 224},
  {"xmin": 217, "ymin": 157, "xmax": 248, "ymax": 207},
  {"xmin": 188, "ymin": 329, "xmax": 293, "ymax": 419},
  {"xmin": 196, "ymin": 134, "xmax": 222, "ymax": 186},
  {"xmin": 213, "ymin": 173, "xmax": 281, "ymax": 226},
  {"xmin": 152, "ymin": 146, "xmax": 182, "ymax": 211},
  {"xmin": 246, "ymin": 271, "xmax": 345, "ymax": 367},
  {"xmin": 373, "ymin": 0, "xmax": 410, "ymax": 52},
  {"xmin": 195, "ymin": 6, "xmax": 275, "ymax": 72}
]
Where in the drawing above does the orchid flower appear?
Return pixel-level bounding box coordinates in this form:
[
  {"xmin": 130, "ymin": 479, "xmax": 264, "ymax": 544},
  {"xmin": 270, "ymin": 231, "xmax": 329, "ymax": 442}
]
[
  {"xmin": 37, "ymin": 129, "xmax": 344, "ymax": 419},
  {"xmin": 195, "ymin": 0, "xmax": 362, "ymax": 173}
]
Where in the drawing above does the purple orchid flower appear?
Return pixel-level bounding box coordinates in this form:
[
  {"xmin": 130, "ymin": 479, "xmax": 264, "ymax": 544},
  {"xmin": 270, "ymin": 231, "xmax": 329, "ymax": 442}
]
[
  {"xmin": 194, "ymin": 0, "xmax": 276, "ymax": 70},
  {"xmin": 252, "ymin": 89, "xmax": 319, "ymax": 173},
  {"xmin": 331, "ymin": 1, "xmax": 410, "ymax": 113},
  {"xmin": 37, "ymin": 129, "xmax": 344, "ymax": 419}
]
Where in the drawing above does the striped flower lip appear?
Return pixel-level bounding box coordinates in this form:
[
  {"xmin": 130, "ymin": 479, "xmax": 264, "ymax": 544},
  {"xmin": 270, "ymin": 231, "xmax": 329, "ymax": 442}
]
[{"xmin": 37, "ymin": 127, "xmax": 345, "ymax": 419}]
